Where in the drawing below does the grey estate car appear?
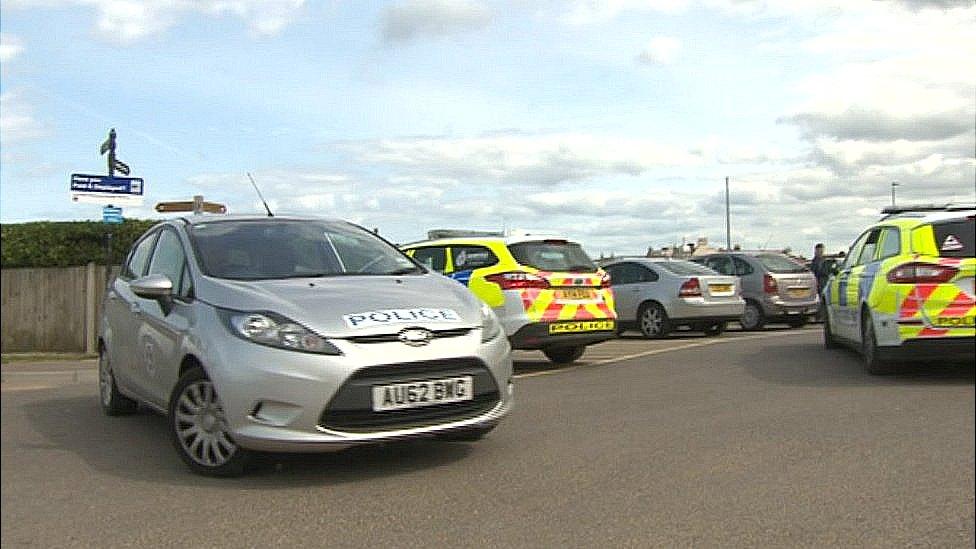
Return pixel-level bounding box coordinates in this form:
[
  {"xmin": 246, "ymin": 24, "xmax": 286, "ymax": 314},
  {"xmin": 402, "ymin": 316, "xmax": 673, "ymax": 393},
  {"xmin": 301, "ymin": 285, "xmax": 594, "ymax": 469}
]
[
  {"xmin": 99, "ymin": 215, "xmax": 513, "ymax": 476},
  {"xmin": 692, "ymin": 252, "xmax": 819, "ymax": 330},
  {"xmin": 602, "ymin": 258, "xmax": 744, "ymax": 337}
]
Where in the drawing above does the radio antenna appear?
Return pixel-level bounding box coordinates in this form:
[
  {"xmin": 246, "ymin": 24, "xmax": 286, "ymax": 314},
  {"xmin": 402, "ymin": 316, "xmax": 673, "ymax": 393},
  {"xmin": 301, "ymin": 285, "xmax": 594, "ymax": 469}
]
[{"xmin": 246, "ymin": 172, "xmax": 274, "ymax": 217}]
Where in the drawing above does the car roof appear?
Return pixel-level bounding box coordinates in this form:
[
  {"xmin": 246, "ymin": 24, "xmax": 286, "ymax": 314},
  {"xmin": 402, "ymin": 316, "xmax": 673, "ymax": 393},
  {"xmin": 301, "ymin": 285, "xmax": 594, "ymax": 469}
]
[
  {"xmin": 878, "ymin": 209, "xmax": 975, "ymax": 227},
  {"xmin": 175, "ymin": 214, "xmax": 347, "ymax": 226},
  {"xmin": 405, "ymin": 235, "xmax": 578, "ymax": 247}
]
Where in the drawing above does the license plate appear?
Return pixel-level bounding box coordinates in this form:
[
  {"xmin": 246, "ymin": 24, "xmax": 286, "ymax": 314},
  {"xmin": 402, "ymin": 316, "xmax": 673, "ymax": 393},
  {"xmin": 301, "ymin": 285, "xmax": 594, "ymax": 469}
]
[
  {"xmin": 709, "ymin": 284, "xmax": 733, "ymax": 293},
  {"xmin": 555, "ymin": 288, "xmax": 597, "ymax": 301},
  {"xmin": 548, "ymin": 319, "xmax": 615, "ymax": 334},
  {"xmin": 371, "ymin": 376, "xmax": 473, "ymax": 412},
  {"xmin": 788, "ymin": 287, "xmax": 809, "ymax": 298}
]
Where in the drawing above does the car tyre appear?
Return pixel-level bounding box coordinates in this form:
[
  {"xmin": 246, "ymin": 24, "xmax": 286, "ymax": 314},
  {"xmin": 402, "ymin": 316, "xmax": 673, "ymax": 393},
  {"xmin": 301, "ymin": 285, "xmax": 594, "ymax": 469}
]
[
  {"xmin": 639, "ymin": 302, "xmax": 672, "ymax": 339},
  {"xmin": 739, "ymin": 301, "xmax": 765, "ymax": 331},
  {"xmin": 437, "ymin": 425, "xmax": 495, "ymax": 442},
  {"xmin": 861, "ymin": 311, "xmax": 896, "ymax": 375},
  {"xmin": 98, "ymin": 348, "xmax": 138, "ymax": 416},
  {"xmin": 169, "ymin": 367, "xmax": 251, "ymax": 477},
  {"xmin": 543, "ymin": 345, "xmax": 586, "ymax": 364},
  {"xmin": 702, "ymin": 322, "xmax": 726, "ymax": 337}
]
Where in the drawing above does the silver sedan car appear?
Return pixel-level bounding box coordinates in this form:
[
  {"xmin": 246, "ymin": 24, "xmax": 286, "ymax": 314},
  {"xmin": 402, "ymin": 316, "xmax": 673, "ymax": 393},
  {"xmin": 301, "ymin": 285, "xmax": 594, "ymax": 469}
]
[
  {"xmin": 602, "ymin": 258, "xmax": 745, "ymax": 337},
  {"xmin": 99, "ymin": 215, "xmax": 513, "ymax": 476}
]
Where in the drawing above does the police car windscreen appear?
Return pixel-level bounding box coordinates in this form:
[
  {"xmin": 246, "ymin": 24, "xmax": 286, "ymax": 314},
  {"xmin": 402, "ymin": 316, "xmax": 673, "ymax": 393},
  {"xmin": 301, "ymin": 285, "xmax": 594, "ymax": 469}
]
[
  {"xmin": 507, "ymin": 241, "xmax": 597, "ymax": 272},
  {"xmin": 932, "ymin": 218, "xmax": 975, "ymax": 258},
  {"xmin": 755, "ymin": 253, "xmax": 808, "ymax": 274}
]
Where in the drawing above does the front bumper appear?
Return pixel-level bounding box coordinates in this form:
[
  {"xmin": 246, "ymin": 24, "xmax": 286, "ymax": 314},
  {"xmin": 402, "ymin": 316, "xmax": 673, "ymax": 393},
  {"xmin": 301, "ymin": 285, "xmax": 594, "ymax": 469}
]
[{"xmin": 204, "ymin": 327, "xmax": 513, "ymax": 453}]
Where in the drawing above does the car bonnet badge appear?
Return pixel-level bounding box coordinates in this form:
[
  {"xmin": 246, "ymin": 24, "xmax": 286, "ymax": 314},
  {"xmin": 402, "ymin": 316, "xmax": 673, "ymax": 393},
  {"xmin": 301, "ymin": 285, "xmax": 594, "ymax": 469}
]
[{"xmin": 398, "ymin": 327, "xmax": 433, "ymax": 346}]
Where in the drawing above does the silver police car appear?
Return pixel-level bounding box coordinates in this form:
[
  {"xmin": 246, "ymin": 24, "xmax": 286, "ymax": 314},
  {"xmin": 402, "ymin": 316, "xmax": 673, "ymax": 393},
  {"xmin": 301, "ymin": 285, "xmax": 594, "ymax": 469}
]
[{"xmin": 99, "ymin": 215, "xmax": 513, "ymax": 476}]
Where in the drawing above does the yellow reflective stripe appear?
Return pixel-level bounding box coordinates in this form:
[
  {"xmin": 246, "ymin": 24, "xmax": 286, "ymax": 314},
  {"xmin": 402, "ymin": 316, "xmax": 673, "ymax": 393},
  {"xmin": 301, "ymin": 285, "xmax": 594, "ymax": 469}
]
[
  {"xmin": 557, "ymin": 303, "xmax": 578, "ymax": 320},
  {"xmin": 583, "ymin": 303, "xmax": 607, "ymax": 319}
]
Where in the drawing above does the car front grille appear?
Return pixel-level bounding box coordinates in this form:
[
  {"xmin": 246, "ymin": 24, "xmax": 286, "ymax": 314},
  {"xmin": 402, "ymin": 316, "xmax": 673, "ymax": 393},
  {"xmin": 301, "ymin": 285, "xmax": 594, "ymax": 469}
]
[{"xmin": 319, "ymin": 358, "xmax": 500, "ymax": 433}]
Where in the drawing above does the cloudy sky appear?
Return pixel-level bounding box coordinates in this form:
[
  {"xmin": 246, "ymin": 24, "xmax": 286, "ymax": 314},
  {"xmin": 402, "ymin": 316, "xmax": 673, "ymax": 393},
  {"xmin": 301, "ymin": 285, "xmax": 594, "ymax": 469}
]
[{"xmin": 1, "ymin": 0, "xmax": 974, "ymax": 257}]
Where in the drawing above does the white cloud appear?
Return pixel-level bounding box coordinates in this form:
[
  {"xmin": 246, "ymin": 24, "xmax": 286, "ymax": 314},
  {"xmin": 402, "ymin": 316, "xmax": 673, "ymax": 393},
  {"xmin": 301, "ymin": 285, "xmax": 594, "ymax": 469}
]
[
  {"xmin": 0, "ymin": 91, "xmax": 47, "ymax": 145},
  {"xmin": 0, "ymin": 34, "xmax": 25, "ymax": 63},
  {"xmin": 4, "ymin": 1, "xmax": 306, "ymax": 43},
  {"xmin": 636, "ymin": 36, "xmax": 681, "ymax": 65},
  {"xmin": 381, "ymin": 0, "xmax": 492, "ymax": 44},
  {"xmin": 343, "ymin": 133, "xmax": 703, "ymax": 186},
  {"xmin": 562, "ymin": 0, "xmax": 690, "ymax": 25}
]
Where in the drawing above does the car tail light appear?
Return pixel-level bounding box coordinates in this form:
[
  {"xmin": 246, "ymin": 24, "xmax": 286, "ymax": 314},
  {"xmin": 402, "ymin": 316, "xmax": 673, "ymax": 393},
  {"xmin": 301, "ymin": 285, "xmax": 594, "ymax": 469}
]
[
  {"xmin": 763, "ymin": 273, "xmax": 778, "ymax": 294},
  {"xmin": 886, "ymin": 262, "xmax": 958, "ymax": 284},
  {"xmin": 679, "ymin": 277, "xmax": 701, "ymax": 297},
  {"xmin": 485, "ymin": 271, "xmax": 550, "ymax": 290},
  {"xmin": 600, "ymin": 272, "xmax": 612, "ymax": 288}
]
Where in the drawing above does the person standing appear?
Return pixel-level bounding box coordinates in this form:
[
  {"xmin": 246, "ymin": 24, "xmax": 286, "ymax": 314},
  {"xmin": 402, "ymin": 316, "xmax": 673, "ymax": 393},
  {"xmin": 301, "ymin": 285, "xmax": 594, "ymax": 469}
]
[{"xmin": 810, "ymin": 243, "xmax": 829, "ymax": 321}]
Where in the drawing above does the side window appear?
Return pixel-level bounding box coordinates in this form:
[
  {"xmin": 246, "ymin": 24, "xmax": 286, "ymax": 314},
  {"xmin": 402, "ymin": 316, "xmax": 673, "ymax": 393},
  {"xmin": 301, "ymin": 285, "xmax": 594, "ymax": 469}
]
[
  {"xmin": 878, "ymin": 227, "xmax": 901, "ymax": 259},
  {"xmin": 147, "ymin": 229, "xmax": 189, "ymax": 299},
  {"xmin": 122, "ymin": 231, "xmax": 158, "ymax": 280},
  {"xmin": 706, "ymin": 256, "xmax": 734, "ymax": 275},
  {"xmin": 842, "ymin": 231, "xmax": 869, "ymax": 270},
  {"xmin": 411, "ymin": 247, "xmax": 447, "ymax": 273},
  {"xmin": 732, "ymin": 257, "xmax": 754, "ymax": 276},
  {"xmin": 179, "ymin": 262, "xmax": 194, "ymax": 298},
  {"xmin": 608, "ymin": 264, "xmax": 638, "ymax": 285},
  {"xmin": 451, "ymin": 245, "xmax": 498, "ymax": 271},
  {"xmin": 640, "ymin": 266, "xmax": 659, "ymax": 282},
  {"xmin": 856, "ymin": 229, "xmax": 882, "ymax": 266}
]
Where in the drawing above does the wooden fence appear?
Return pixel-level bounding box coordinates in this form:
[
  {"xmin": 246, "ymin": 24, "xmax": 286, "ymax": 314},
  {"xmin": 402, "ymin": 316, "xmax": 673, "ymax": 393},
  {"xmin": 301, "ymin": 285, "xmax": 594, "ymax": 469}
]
[{"xmin": 1, "ymin": 264, "xmax": 119, "ymax": 353}]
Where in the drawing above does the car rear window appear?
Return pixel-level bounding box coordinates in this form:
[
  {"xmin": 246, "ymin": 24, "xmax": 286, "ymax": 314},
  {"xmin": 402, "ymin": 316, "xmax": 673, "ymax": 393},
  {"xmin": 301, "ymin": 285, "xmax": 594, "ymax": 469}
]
[
  {"xmin": 755, "ymin": 254, "xmax": 808, "ymax": 274},
  {"xmin": 507, "ymin": 240, "xmax": 597, "ymax": 272},
  {"xmin": 931, "ymin": 218, "xmax": 975, "ymax": 258},
  {"xmin": 653, "ymin": 260, "xmax": 717, "ymax": 276}
]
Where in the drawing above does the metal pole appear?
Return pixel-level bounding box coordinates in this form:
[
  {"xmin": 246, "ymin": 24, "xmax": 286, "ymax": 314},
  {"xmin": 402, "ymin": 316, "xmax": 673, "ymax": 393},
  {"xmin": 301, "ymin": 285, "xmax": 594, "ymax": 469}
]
[
  {"xmin": 890, "ymin": 181, "xmax": 898, "ymax": 207},
  {"xmin": 725, "ymin": 176, "xmax": 731, "ymax": 250}
]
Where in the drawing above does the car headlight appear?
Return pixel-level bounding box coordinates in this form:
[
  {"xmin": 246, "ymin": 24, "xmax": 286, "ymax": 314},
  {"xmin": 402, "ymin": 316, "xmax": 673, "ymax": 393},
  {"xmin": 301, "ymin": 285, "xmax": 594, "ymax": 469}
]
[
  {"xmin": 480, "ymin": 303, "xmax": 502, "ymax": 343},
  {"xmin": 219, "ymin": 310, "xmax": 341, "ymax": 355}
]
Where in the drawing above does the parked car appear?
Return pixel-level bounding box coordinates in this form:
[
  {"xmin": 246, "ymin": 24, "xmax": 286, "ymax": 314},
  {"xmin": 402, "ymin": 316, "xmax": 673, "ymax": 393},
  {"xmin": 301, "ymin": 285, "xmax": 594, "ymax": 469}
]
[
  {"xmin": 100, "ymin": 215, "xmax": 513, "ymax": 476},
  {"xmin": 692, "ymin": 252, "xmax": 819, "ymax": 330},
  {"xmin": 823, "ymin": 204, "xmax": 975, "ymax": 374},
  {"xmin": 402, "ymin": 231, "xmax": 616, "ymax": 364},
  {"xmin": 601, "ymin": 258, "xmax": 745, "ymax": 337}
]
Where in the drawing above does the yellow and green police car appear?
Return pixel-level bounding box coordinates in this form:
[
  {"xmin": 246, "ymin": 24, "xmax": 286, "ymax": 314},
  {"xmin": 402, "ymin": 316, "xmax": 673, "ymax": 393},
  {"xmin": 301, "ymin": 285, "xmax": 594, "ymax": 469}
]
[
  {"xmin": 402, "ymin": 230, "xmax": 617, "ymax": 364},
  {"xmin": 823, "ymin": 204, "xmax": 975, "ymax": 373}
]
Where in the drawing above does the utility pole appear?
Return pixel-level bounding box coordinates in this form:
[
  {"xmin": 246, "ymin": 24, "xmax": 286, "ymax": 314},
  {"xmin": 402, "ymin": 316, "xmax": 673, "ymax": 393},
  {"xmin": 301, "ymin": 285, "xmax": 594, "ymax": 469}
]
[
  {"xmin": 725, "ymin": 176, "xmax": 731, "ymax": 251},
  {"xmin": 891, "ymin": 180, "xmax": 900, "ymax": 207}
]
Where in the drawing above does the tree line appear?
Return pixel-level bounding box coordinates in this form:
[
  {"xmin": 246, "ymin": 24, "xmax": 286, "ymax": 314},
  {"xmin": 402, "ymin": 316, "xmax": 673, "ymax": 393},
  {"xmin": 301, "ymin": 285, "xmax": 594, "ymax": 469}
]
[{"xmin": 1, "ymin": 219, "xmax": 159, "ymax": 268}]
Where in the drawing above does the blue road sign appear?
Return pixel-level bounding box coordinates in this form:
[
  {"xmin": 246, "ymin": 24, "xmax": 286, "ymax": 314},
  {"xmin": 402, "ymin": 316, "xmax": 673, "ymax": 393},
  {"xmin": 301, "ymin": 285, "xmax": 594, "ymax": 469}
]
[
  {"xmin": 103, "ymin": 206, "xmax": 123, "ymax": 224},
  {"xmin": 71, "ymin": 174, "xmax": 143, "ymax": 195}
]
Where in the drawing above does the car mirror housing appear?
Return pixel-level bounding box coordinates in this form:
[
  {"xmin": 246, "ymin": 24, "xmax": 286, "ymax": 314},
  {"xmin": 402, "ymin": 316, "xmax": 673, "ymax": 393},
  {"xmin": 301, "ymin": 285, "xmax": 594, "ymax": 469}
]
[{"xmin": 131, "ymin": 274, "xmax": 174, "ymax": 300}]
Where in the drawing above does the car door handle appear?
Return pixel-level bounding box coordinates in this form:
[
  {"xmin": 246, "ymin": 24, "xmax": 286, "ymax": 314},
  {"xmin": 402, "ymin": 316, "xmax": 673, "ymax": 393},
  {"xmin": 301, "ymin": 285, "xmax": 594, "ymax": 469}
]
[{"xmin": 130, "ymin": 303, "xmax": 142, "ymax": 316}]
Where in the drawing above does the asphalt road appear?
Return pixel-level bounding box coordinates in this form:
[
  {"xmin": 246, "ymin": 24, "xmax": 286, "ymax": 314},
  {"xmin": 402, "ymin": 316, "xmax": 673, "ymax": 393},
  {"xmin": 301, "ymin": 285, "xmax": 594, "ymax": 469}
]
[{"xmin": 2, "ymin": 329, "xmax": 973, "ymax": 547}]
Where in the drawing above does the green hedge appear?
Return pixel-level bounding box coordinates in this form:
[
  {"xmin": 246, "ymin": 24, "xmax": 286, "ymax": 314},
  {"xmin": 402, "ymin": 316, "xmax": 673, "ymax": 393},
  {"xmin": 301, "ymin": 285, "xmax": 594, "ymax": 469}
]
[{"xmin": 1, "ymin": 219, "xmax": 159, "ymax": 268}]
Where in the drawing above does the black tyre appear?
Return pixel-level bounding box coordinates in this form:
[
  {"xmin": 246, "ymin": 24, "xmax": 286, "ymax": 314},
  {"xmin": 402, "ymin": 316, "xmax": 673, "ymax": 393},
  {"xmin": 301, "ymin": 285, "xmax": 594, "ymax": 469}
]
[
  {"xmin": 543, "ymin": 345, "xmax": 586, "ymax": 364},
  {"xmin": 739, "ymin": 301, "xmax": 765, "ymax": 331},
  {"xmin": 703, "ymin": 322, "xmax": 726, "ymax": 337},
  {"xmin": 823, "ymin": 313, "xmax": 840, "ymax": 349},
  {"xmin": 169, "ymin": 367, "xmax": 251, "ymax": 477},
  {"xmin": 861, "ymin": 311, "xmax": 896, "ymax": 375},
  {"xmin": 437, "ymin": 425, "xmax": 496, "ymax": 442},
  {"xmin": 98, "ymin": 348, "xmax": 138, "ymax": 416},
  {"xmin": 639, "ymin": 302, "xmax": 672, "ymax": 338}
]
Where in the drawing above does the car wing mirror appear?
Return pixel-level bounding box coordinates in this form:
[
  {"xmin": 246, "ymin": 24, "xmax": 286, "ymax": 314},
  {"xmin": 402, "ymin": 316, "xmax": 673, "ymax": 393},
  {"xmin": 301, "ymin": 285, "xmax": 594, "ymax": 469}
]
[{"xmin": 131, "ymin": 274, "xmax": 174, "ymax": 300}]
